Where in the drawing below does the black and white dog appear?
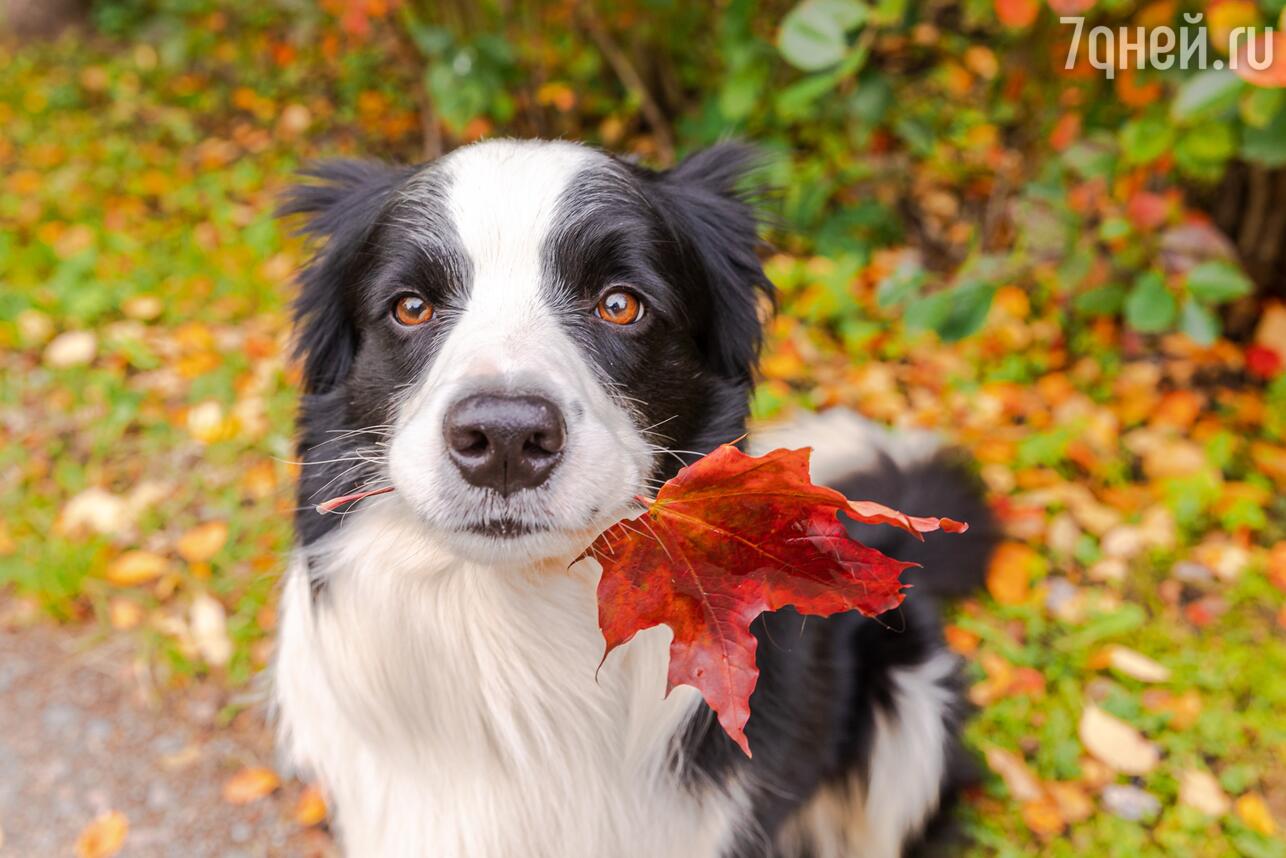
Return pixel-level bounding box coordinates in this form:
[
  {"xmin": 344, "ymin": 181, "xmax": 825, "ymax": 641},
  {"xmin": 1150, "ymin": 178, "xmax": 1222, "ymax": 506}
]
[{"xmin": 273, "ymin": 139, "xmax": 997, "ymax": 857}]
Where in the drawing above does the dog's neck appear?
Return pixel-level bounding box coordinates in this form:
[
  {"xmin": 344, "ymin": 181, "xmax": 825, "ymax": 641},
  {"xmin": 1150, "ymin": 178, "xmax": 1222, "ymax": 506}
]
[{"xmin": 301, "ymin": 499, "xmax": 693, "ymax": 771}]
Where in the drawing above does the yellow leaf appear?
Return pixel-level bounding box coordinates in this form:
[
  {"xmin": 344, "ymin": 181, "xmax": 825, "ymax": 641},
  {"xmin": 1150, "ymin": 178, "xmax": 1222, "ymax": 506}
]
[
  {"xmin": 1235, "ymin": 793, "xmax": 1278, "ymax": 837},
  {"xmin": 294, "ymin": 785, "xmax": 328, "ymax": 826},
  {"xmin": 177, "ymin": 521, "xmax": 228, "ymax": 564},
  {"xmin": 223, "ymin": 766, "xmax": 280, "ymax": 805},
  {"xmin": 1079, "ymin": 704, "xmax": 1159, "ymax": 775},
  {"xmin": 75, "ymin": 810, "xmax": 128, "ymax": 858},
  {"xmin": 104, "ymin": 551, "xmax": 170, "ymax": 586}
]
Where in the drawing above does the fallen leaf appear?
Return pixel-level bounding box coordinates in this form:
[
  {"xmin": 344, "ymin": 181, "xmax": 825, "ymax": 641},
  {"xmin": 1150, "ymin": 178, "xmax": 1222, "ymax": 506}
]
[
  {"xmin": 1142, "ymin": 688, "xmax": 1203, "ymax": 730},
  {"xmin": 1102, "ymin": 645, "xmax": 1171, "ymax": 683},
  {"xmin": 108, "ymin": 597, "xmax": 144, "ymax": 630},
  {"xmin": 944, "ymin": 623, "xmax": 980, "ymax": 655},
  {"xmin": 75, "ymin": 810, "xmax": 128, "ymax": 858},
  {"xmin": 103, "ymin": 551, "xmax": 170, "ymax": 586},
  {"xmin": 1101, "ymin": 783, "xmax": 1161, "ymax": 821},
  {"xmin": 985, "ymin": 746, "xmax": 1044, "ymax": 801},
  {"xmin": 987, "ymin": 542, "xmax": 1040, "ymax": 605},
  {"xmin": 177, "ymin": 521, "xmax": 229, "ymax": 564},
  {"xmin": 44, "ymin": 330, "xmax": 97, "ymax": 368},
  {"xmin": 57, "ymin": 488, "xmax": 130, "ymax": 537},
  {"xmin": 223, "ymin": 766, "xmax": 280, "ymax": 805},
  {"xmin": 1021, "ymin": 794, "xmax": 1065, "ymax": 836},
  {"xmin": 1079, "ymin": 704, "xmax": 1160, "ymax": 774},
  {"xmin": 294, "ymin": 785, "xmax": 328, "ymax": 826},
  {"xmin": 1179, "ymin": 768, "xmax": 1231, "ymax": 817},
  {"xmin": 1252, "ymin": 443, "xmax": 1286, "ymax": 490},
  {"xmin": 590, "ymin": 444, "xmax": 963, "ymax": 755},
  {"xmin": 1235, "ymin": 793, "xmax": 1278, "ymax": 836},
  {"xmin": 1048, "ymin": 781, "xmax": 1094, "ymax": 823},
  {"xmin": 190, "ymin": 592, "xmax": 232, "ymax": 667}
]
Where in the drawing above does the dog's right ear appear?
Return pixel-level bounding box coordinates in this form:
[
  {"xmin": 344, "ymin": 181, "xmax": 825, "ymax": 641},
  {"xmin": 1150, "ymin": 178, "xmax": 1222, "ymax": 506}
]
[{"xmin": 279, "ymin": 160, "xmax": 411, "ymax": 394}]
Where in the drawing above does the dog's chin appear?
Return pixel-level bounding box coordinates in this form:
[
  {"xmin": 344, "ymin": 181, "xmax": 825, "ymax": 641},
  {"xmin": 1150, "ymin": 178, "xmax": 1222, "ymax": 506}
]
[{"xmin": 434, "ymin": 521, "xmax": 603, "ymax": 567}]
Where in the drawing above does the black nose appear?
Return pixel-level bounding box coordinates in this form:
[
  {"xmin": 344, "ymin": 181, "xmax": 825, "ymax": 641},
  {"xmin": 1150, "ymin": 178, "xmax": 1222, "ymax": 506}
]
[{"xmin": 443, "ymin": 394, "xmax": 566, "ymax": 495}]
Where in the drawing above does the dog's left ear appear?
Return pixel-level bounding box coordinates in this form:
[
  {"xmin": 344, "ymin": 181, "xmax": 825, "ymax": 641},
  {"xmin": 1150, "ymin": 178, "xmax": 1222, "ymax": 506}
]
[
  {"xmin": 279, "ymin": 160, "xmax": 412, "ymax": 394},
  {"xmin": 646, "ymin": 143, "xmax": 775, "ymax": 383}
]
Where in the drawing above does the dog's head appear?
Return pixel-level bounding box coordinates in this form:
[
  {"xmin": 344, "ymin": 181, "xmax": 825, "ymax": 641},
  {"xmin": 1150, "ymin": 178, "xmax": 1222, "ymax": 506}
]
[{"xmin": 284, "ymin": 139, "xmax": 772, "ymax": 565}]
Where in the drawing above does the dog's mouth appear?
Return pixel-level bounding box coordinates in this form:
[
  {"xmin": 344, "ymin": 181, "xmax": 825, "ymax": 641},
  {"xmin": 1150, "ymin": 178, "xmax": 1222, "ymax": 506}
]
[{"xmin": 463, "ymin": 517, "xmax": 550, "ymax": 538}]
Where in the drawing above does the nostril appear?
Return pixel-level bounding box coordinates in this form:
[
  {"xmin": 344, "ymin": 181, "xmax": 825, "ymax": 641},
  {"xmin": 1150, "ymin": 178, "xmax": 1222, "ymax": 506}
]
[
  {"xmin": 457, "ymin": 430, "xmax": 489, "ymax": 457},
  {"xmin": 524, "ymin": 430, "xmax": 563, "ymax": 457}
]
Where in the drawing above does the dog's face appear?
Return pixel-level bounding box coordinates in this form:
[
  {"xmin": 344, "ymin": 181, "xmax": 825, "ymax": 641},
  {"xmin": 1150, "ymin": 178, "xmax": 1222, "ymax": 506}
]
[{"xmin": 286, "ymin": 140, "xmax": 771, "ymax": 566}]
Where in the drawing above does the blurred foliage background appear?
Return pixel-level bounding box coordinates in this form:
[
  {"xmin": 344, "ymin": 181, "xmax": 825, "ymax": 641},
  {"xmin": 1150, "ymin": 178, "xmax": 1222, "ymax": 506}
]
[{"xmin": 2, "ymin": 0, "xmax": 1286, "ymax": 854}]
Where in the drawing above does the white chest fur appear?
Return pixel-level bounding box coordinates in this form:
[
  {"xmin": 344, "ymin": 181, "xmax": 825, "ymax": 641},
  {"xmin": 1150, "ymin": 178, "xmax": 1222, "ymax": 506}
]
[{"xmin": 273, "ymin": 502, "xmax": 743, "ymax": 857}]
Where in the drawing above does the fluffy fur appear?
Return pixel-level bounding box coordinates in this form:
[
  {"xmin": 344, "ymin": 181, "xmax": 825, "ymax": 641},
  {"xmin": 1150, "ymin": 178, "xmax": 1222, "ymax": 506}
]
[{"xmin": 272, "ymin": 139, "xmax": 997, "ymax": 857}]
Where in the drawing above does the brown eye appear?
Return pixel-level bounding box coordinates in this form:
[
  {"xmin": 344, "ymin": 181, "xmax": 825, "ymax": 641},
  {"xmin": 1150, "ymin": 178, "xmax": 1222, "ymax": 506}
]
[
  {"xmin": 393, "ymin": 294, "xmax": 433, "ymax": 326},
  {"xmin": 595, "ymin": 290, "xmax": 644, "ymax": 326}
]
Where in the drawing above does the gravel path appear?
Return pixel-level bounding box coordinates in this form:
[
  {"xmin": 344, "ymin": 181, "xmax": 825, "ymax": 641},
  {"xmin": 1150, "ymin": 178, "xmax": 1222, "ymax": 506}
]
[{"xmin": 0, "ymin": 612, "xmax": 333, "ymax": 857}]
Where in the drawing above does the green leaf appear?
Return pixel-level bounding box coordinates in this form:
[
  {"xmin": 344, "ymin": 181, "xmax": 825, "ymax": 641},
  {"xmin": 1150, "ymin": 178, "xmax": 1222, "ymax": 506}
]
[
  {"xmin": 936, "ymin": 281, "xmax": 996, "ymax": 342},
  {"xmin": 1186, "ymin": 260, "xmax": 1253, "ymax": 304},
  {"xmin": 1179, "ymin": 299, "xmax": 1220, "ymax": 345},
  {"xmin": 1124, "ymin": 271, "xmax": 1177, "ymax": 333},
  {"xmin": 1242, "ymin": 108, "xmax": 1286, "ymax": 168},
  {"xmin": 1119, "ymin": 116, "xmax": 1173, "ymax": 165},
  {"xmin": 1074, "ymin": 284, "xmax": 1126, "ymax": 316},
  {"xmin": 1171, "ymin": 70, "xmax": 1244, "ymax": 123},
  {"xmin": 1241, "ymin": 87, "xmax": 1285, "ymax": 129},
  {"xmin": 777, "ymin": 0, "xmax": 868, "ymax": 71},
  {"xmin": 1174, "ymin": 123, "xmax": 1236, "ymax": 180}
]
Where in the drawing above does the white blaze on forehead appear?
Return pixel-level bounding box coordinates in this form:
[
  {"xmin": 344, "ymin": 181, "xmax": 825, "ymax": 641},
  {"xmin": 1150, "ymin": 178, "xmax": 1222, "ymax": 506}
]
[
  {"xmin": 429, "ymin": 140, "xmax": 604, "ymax": 382},
  {"xmin": 444, "ymin": 140, "xmax": 600, "ymax": 305}
]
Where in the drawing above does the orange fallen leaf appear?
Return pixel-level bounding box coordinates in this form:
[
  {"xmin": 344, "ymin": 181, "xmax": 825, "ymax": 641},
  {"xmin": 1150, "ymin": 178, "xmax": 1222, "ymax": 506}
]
[
  {"xmin": 1142, "ymin": 688, "xmax": 1203, "ymax": 730},
  {"xmin": 944, "ymin": 624, "xmax": 980, "ymax": 656},
  {"xmin": 103, "ymin": 551, "xmax": 170, "ymax": 586},
  {"xmin": 1252, "ymin": 443, "xmax": 1286, "ymax": 490},
  {"xmin": 986, "ymin": 542, "xmax": 1041, "ymax": 605},
  {"xmin": 1047, "ymin": 781, "xmax": 1094, "ymax": 823},
  {"xmin": 75, "ymin": 810, "xmax": 128, "ymax": 858},
  {"xmin": 1021, "ymin": 795, "xmax": 1065, "ymax": 837},
  {"xmin": 177, "ymin": 521, "xmax": 229, "ymax": 564},
  {"xmin": 223, "ymin": 766, "xmax": 280, "ymax": 805},
  {"xmin": 1079, "ymin": 704, "xmax": 1159, "ymax": 774},
  {"xmin": 294, "ymin": 785, "xmax": 328, "ymax": 827}
]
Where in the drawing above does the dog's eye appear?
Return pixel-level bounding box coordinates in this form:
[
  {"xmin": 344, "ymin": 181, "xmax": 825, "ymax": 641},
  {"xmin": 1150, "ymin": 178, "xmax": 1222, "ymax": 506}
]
[
  {"xmin": 595, "ymin": 290, "xmax": 644, "ymax": 326},
  {"xmin": 392, "ymin": 294, "xmax": 434, "ymax": 327}
]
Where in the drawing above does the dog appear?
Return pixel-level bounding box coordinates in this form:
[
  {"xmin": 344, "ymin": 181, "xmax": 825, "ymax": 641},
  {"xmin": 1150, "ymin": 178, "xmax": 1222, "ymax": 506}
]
[{"xmin": 272, "ymin": 139, "xmax": 998, "ymax": 857}]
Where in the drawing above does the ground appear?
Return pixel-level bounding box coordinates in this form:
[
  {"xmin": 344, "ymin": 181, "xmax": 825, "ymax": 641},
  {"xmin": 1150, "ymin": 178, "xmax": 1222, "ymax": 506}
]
[
  {"xmin": 2, "ymin": 6, "xmax": 1286, "ymax": 858},
  {"xmin": 0, "ymin": 608, "xmax": 333, "ymax": 856}
]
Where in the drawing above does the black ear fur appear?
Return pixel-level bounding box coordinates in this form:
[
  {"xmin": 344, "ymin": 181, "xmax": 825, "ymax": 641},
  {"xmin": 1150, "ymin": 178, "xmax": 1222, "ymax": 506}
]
[
  {"xmin": 650, "ymin": 143, "xmax": 775, "ymax": 383},
  {"xmin": 278, "ymin": 160, "xmax": 412, "ymax": 393}
]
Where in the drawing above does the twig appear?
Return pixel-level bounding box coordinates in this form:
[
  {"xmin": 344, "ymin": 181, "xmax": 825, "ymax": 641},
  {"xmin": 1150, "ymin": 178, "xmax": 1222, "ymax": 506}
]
[{"xmin": 577, "ymin": 3, "xmax": 675, "ymax": 165}]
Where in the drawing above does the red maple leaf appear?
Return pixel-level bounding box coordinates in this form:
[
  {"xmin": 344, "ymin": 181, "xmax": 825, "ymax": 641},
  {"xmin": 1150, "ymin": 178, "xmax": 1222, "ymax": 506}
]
[{"xmin": 588, "ymin": 444, "xmax": 968, "ymax": 756}]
